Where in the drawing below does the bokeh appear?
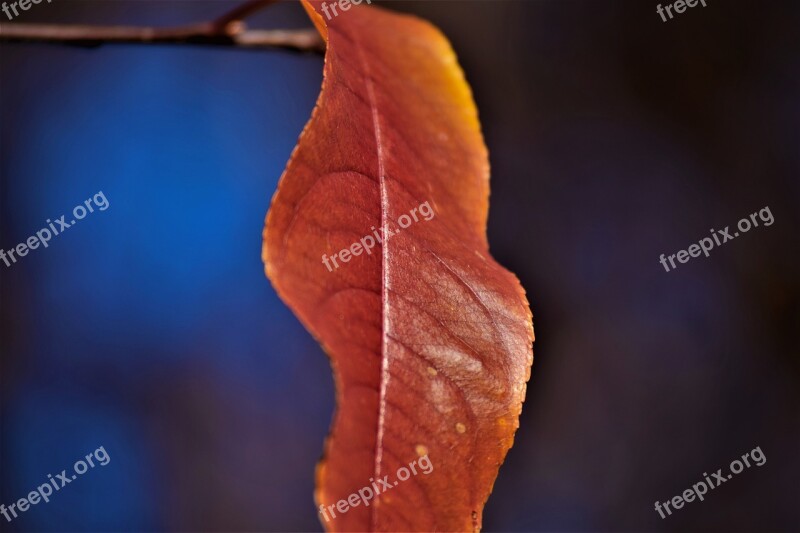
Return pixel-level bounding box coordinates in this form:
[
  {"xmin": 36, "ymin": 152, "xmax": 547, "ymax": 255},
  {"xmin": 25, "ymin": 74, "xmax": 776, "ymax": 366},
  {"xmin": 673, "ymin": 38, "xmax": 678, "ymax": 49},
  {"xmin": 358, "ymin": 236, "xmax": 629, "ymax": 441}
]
[{"xmin": 1, "ymin": 1, "xmax": 798, "ymax": 531}]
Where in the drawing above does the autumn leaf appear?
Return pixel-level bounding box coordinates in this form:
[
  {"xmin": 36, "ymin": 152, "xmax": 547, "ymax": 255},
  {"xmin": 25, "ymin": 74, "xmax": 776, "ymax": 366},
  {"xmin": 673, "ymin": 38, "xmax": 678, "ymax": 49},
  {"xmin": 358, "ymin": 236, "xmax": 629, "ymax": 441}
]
[{"xmin": 262, "ymin": 1, "xmax": 534, "ymax": 530}]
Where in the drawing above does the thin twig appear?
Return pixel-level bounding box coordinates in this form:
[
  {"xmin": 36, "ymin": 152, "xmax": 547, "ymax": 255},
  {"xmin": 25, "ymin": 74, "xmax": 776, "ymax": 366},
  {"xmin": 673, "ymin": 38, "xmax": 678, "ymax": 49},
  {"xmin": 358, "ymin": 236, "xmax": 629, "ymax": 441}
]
[
  {"xmin": 0, "ymin": 0, "xmax": 325, "ymax": 53},
  {"xmin": 0, "ymin": 23, "xmax": 324, "ymax": 52}
]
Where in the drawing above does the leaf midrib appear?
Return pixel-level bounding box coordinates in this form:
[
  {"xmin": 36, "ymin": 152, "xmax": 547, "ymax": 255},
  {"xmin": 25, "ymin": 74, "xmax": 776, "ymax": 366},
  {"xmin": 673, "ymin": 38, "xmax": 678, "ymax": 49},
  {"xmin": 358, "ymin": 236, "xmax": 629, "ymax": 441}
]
[{"xmin": 354, "ymin": 30, "xmax": 391, "ymax": 533}]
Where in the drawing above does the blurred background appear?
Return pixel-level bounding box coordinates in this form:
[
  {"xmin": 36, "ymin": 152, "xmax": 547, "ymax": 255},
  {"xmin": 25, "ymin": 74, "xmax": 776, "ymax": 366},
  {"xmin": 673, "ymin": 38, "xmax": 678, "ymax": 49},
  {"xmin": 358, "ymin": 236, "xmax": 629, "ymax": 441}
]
[{"xmin": 1, "ymin": 0, "xmax": 798, "ymax": 531}]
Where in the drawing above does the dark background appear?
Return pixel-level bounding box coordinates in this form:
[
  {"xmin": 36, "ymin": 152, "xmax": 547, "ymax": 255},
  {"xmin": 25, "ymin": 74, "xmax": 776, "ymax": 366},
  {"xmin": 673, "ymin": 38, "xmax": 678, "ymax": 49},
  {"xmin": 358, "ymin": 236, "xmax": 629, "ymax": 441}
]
[{"xmin": 1, "ymin": 0, "xmax": 798, "ymax": 531}]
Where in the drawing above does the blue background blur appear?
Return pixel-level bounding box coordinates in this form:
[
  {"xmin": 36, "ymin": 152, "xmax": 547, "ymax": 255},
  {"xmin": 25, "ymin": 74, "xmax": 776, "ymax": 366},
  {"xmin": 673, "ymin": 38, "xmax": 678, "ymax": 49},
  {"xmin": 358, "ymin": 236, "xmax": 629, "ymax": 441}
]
[{"xmin": 1, "ymin": 1, "xmax": 799, "ymax": 532}]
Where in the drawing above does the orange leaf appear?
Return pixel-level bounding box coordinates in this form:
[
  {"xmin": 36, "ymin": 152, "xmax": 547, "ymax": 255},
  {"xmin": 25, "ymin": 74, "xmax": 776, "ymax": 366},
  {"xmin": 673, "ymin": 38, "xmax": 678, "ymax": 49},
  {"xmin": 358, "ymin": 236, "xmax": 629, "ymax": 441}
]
[{"xmin": 263, "ymin": 1, "xmax": 534, "ymax": 530}]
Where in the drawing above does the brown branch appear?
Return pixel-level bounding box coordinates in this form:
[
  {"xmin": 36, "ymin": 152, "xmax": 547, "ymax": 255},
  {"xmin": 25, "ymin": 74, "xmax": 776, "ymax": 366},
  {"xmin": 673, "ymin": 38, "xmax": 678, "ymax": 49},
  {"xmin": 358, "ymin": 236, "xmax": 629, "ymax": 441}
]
[
  {"xmin": 0, "ymin": 23, "xmax": 324, "ymax": 52},
  {"xmin": 0, "ymin": 0, "xmax": 325, "ymax": 53}
]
